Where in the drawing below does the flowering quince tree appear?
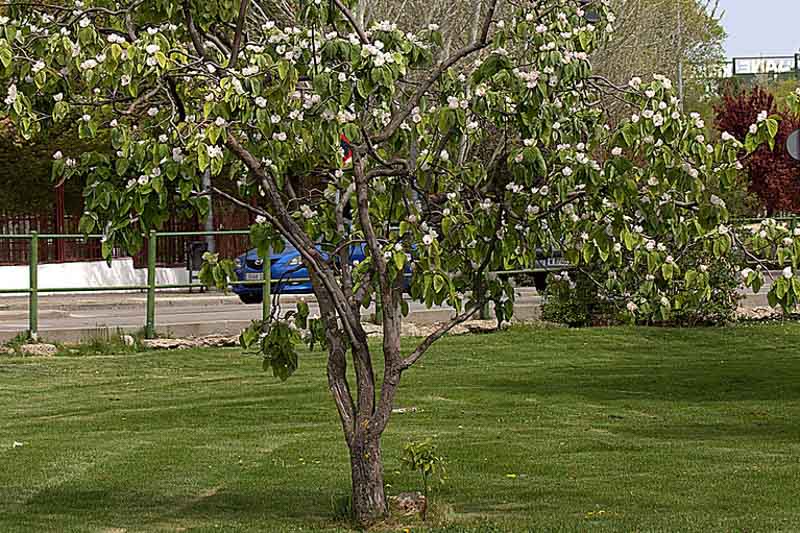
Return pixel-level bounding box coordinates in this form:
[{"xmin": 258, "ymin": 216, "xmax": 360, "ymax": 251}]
[{"xmin": 0, "ymin": 0, "xmax": 792, "ymax": 523}]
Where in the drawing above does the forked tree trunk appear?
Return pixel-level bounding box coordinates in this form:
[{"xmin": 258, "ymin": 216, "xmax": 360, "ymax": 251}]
[{"xmin": 349, "ymin": 434, "xmax": 387, "ymax": 524}]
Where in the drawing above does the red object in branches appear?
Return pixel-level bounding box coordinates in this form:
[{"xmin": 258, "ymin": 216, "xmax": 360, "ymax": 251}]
[
  {"xmin": 341, "ymin": 133, "xmax": 352, "ymax": 164},
  {"xmin": 714, "ymin": 86, "xmax": 800, "ymax": 214}
]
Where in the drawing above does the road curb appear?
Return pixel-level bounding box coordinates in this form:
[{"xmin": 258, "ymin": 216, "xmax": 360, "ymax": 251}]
[{"xmin": 0, "ymin": 302, "xmax": 543, "ymax": 344}]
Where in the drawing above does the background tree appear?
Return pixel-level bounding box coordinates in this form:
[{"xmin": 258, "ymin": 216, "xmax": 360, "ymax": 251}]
[
  {"xmin": 715, "ymin": 86, "xmax": 800, "ymax": 214},
  {"xmin": 0, "ymin": 0, "xmax": 786, "ymax": 526},
  {"xmin": 592, "ymin": 0, "xmax": 725, "ymax": 121}
]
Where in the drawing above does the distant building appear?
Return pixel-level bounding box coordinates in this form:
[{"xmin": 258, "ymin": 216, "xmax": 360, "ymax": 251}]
[{"xmin": 716, "ymin": 54, "xmax": 800, "ymax": 81}]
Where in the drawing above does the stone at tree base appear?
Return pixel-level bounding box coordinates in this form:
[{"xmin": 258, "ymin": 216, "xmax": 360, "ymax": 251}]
[
  {"xmin": 20, "ymin": 343, "xmax": 57, "ymax": 357},
  {"xmin": 121, "ymin": 335, "xmax": 136, "ymax": 347},
  {"xmin": 449, "ymin": 319, "xmax": 500, "ymax": 335},
  {"xmin": 141, "ymin": 338, "xmax": 195, "ymax": 350},
  {"xmin": 737, "ymin": 306, "xmax": 783, "ymax": 321},
  {"xmin": 389, "ymin": 492, "xmax": 427, "ymax": 517},
  {"xmin": 141, "ymin": 335, "xmax": 240, "ymax": 350},
  {"xmin": 195, "ymin": 335, "xmax": 240, "ymax": 347}
]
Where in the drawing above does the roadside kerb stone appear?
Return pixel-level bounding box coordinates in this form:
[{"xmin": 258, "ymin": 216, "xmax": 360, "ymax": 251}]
[{"xmin": 20, "ymin": 344, "xmax": 57, "ymax": 357}]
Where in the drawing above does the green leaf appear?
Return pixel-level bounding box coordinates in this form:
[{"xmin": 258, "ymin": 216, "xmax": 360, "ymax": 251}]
[
  {"xmin": 752, "ymin": 274, "xmax": 763, "ymax": 294},
  {"xmin": 393, "ymin": 250, "xmax": 406, "ymax": 271},
  {"xmin": 197, "ymin": 145, "xmax": 209, "ymax": 171},
  {"xmin": 278, "ymin": 61, "xmax": 289, "ymax": 80},
  {"xmin": 582, "ymin": 243, "xmax": 593, "ymax": 263},
  {"xmin": 662, "ymin": 263, "xmax": 673, "ymax": 281},
  {"xmin": 768, "ymin": 290, "xmax": 779, "ymax": 307},
  {"xmin": 0, "ymin": 41, "xmax": 11, "ymax": 68},
  {"xmin": 766, "ymin": 118, "xmax": 779, "ymax": 139}
]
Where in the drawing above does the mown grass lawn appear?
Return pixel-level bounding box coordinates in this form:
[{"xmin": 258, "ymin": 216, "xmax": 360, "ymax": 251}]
[{"xmin": 2, "ymin": 324, "xmax": 800, "ymax": 532}]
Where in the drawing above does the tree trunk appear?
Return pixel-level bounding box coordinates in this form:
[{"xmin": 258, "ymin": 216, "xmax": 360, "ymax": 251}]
[{"xmin": 349, "ymin": 434, "xmax": 387, "ymax": 525}]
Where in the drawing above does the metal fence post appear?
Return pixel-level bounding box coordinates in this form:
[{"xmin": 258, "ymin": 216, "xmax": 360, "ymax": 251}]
[
  {"xmin": 373, "ymin": 293, "xmax": 383, "ymax": 325},
  {"xmin": 477, "ymin": 278, "xmax": 490, "ymax": 320},
  {"xmin": 146, "ymin": 230, "xmax": 157, "ymax": 339},
  {"xmin": 29, "ymin": 232, "xmax": 38, "ymax": 340},
  {"xmin": 261, "ymin": 247, "xmax": 271, "ymax": 322}
]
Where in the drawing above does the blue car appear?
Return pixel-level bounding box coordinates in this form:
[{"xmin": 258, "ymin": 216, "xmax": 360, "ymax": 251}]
[{"xmin": 231, "ymin": 243, "xmax": 368, "ymax": 304}]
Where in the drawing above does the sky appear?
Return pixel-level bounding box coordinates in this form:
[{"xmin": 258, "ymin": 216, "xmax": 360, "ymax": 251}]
[{"xmin": 718, "ymin": 0, "xmax": 800, "ymax": 58}]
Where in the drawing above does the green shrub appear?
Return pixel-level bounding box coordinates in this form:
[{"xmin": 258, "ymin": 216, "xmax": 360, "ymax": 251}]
[
  {"xmin": 542, "ymin": 249, "xmax": 743, "ymax": 328},
  {"xmin": 541, "ymin": 270, "xmax": 613, "ymax": 327},
  {"xmin": 670, "ymin": 250, "xmax": 743, "ymax": 326}
]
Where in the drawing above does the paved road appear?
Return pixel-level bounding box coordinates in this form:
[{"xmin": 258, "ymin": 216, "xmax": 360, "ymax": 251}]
[
  {"xmin": 0, "ymin": 272, "xmax": 779, "ymax": 343},
  {"xmin": 0, "ymin": 290, "xmax": 542, "ymax": 342}
]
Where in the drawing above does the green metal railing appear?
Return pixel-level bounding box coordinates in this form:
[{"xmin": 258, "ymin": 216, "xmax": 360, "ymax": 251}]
[
  {"xmin": 7, "ymin": 216, "xmax": 795, "ymax": 340},
  {"xmin": 0, "ymin": 229, "xmax": 274, "ymax": 340}
]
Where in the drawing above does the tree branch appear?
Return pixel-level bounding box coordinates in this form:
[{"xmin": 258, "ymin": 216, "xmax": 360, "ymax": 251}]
[
  {"xmin": 229, "ymin": 0, "xmax": 250, "ymax": 68},
  {"xmin": 401, "ymin": 303, "xmax": 483, "ymax": 369},
  {"xmin": 371, "ymin": 0, "xmax": 498, "ymax": 145},
  {"xmin": 225, "ymin": 133, "xmax": 368, "ymax": 349},
  {"xmin": 182, "ymin": 0, "xmax": 207, "ymax": 59},
  {"xmin": 331, "ymin": 0, "xmax": 370, "ymax": 45}
]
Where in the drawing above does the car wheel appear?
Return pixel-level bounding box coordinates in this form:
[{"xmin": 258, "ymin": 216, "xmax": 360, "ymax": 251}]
[
  {"xmin": 533, "ymin": 272, "xmax": 548, "ymax": 293},
  {"xmin": 238, "ymin": 292, "xmax": 263, "ymax": 304}
]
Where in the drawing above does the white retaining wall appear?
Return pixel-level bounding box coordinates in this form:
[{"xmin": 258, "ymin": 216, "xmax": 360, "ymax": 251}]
[{"xmin": 0, "ymin": 258, "xmax": 189, "ymax": 293}]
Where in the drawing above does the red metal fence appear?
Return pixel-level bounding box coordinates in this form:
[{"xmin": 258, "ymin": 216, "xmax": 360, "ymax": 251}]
[
  {"xmin": 0, "ymin": 213, "xmax": 102, "ymax": 265},
  {"xmin": 1, "ymin": 198, "xmax": 254, "ymax": 267}
]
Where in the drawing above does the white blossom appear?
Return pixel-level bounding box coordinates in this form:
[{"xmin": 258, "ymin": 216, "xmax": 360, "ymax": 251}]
[
  {"xmin": 300, "ymin": 205, "xmax": 316, "ymax": 219},
  {"xmin": 4, "ymin": 83, "xmax": 17, "ymax": 105},
  {"xmin": 207, "ymin": 145, "xmax": 224, "ymax": 159},
  {"xmin": 242, "ymin": 65, "xmax": 259, "ymax": 76}
]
